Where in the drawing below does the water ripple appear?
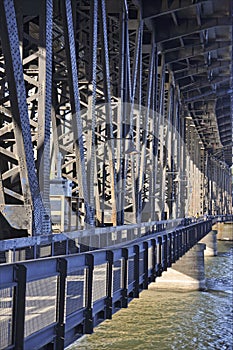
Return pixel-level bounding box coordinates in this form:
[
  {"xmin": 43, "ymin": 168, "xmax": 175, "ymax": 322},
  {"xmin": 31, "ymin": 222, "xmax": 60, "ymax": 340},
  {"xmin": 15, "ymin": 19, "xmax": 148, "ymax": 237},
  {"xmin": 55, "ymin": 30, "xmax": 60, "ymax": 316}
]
[{"xmin": 72, "ymin": 241, "xmax": 233, "ymax": 350}]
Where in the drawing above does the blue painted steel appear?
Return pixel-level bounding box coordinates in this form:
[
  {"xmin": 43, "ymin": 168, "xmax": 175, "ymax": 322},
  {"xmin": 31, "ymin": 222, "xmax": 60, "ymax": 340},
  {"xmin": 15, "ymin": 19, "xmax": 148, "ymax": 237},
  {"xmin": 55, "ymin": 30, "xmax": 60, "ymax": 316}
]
[
  {"xmin": 2, "ymin": 216, "xmax": 230, "ymax": 262},
  {"xmin": 0, "ymin": 0, "xmax": 46, "ymax": 235},
  {"xmin": 0, "ymin": 219, "xmax": 213, "ymax": 349}
]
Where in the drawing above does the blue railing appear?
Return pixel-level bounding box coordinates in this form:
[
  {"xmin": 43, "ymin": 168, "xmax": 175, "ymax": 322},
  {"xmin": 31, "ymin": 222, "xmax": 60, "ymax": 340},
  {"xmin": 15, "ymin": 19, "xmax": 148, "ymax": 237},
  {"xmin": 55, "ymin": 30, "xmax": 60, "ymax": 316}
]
[
  {"xmin": 216, "ymin": 214, "xmax": 233, "ymax": 223},
  {"xmin": 1, "ymin": 215, "xmax": 231, "ymax": 264},
  {"xmin": 0, "ymin": 219, "xmax": 213, "ymax": 350},
  {"xmin": 0, "ymin": 218, "xmax": 187, "ymax": 263}
]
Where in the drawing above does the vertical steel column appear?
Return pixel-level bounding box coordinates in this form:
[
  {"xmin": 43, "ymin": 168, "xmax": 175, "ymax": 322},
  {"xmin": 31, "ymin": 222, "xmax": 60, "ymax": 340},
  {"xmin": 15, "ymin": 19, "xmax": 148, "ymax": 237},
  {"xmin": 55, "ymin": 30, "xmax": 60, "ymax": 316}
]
[
  {"xmin": 128, "ymin": 18, "xmax": 143, "ymax": 223},
  {"xmin": 0, "ymin": 0, "xmax": 46, "ymax": 235},
  {"xmin": 37, "ymin": 0, "xmax": 53, "ymax": 233},
  {"xmin": 208, "ymin": 156, "xmax": 213, "ymax": 215},
  {"xmin": 179, "ymin": 110, "xmax": 187, "ymax": 218},
  {"xmin": 61, "ymin": 0, "xmax": 92, "ymax": 226},
  {"xmin": 171, "ymin": 90, "xmax": 180, "ymax": 219},
  {"xmin": 149, "ymin": 46, "xmax": 159, "ymax": 221},
  {"xmin": 117, "ymin": 1, "xmax": 133, "ymax": 224},
  {"xmin": 164, "ymin": 75, "xmax": 174, "ymax": 219},
  {"xmin": 100, "ymin": 0, "xmax": 118, "ymax": 226},
  {"xmin": 184, "ymin": 116, "xmax": 192, "ymax": 216},
  {"xmin": 86, "ymin": 0, "xmax": 98, "ymax": 226},
  {"xmin": 156, "ymin": 55, "xmax": 166, "ymax": 219},
  {"xmin": 138, "ymin": 44, "xmax": 155, "ymax": 222}
]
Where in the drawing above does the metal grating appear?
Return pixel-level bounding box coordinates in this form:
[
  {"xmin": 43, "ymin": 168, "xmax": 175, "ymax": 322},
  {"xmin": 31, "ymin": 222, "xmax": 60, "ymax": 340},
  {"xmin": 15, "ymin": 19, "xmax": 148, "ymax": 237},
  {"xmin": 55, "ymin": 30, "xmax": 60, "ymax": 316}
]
[
  {"xmin": 148, "ymin": 246, "xmax": 153, "ymax": 270},
  {"xmin": 39, "ymin": 245, "xmax": 51, "ymax": 258},
  {"xmin": 92, "ymin": 263, "xmax": 107, "ymax": 303},
  {"xmin": 15, "ymin": 249, "xmax": 26, "ymax": 262},
  {"xmin": 24, "ymin": 276, "xmax": 57, "ymax": 338},
  {"xmin": 139, "ymin": 251, "xmax": 144, "ymax": 277},
  {"xmin": 0, "ymin": 288, "xmax": 14, "ymax": 349},
  {"xmin": 113, "ymin": 260, "xmax": 122, "ymax": 293},
  {"xmin": 66, "ymin": 269, "xmax": 85, "ymax": 317},
  {"xmin": 127, "ymin": 257, "xmax": 134, "ymax": 286}
]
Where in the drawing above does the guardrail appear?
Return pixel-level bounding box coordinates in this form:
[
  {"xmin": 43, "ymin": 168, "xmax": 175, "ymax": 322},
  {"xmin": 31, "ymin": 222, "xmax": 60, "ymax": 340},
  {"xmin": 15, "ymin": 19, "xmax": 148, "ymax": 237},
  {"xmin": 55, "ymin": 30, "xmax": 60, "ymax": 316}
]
[
  {"xmin": 215, "ymin": 214, "xmax": 233, "ymax": 223},
  {"xmin": 1, "ymin": 215, "xmax": 231, "ymax": 264},
  {"xmin": 0, "ymin": 219, "xmax": 212, "ymax": 350},
  {"xmin": 0, "ymin": 218, "xmax": 190, "ymax": 263}
]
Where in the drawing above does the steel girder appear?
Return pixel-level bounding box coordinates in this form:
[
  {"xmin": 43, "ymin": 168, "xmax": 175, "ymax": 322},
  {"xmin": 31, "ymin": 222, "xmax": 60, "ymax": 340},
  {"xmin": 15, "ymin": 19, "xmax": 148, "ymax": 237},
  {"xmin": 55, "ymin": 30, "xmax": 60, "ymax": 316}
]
[
  {"xmin": 0, "ymin": 0, "xmax": 232, "ymax": 238},
  {"xmin": 142, "ymin": 0, "xmax": 232, "ymax": 166},
  {"xmin": 0, "ymin": 0, "xmax": 52, "ymax": 237}
]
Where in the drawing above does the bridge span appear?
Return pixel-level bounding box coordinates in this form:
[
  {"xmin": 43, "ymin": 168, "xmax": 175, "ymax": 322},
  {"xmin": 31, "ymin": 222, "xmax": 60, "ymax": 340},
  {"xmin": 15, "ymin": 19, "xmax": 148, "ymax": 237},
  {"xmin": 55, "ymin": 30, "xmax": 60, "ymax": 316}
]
[
  {"xmin": 1, "ymin": 216, "xmax": 232, "ymax": 349},
  {"xmin": 0, "ymin": 0, "xmax": 232, "ymax": 238},
  {"xmin": 0, "ymin": 0, "xmax": 232, "ymax": 349}
]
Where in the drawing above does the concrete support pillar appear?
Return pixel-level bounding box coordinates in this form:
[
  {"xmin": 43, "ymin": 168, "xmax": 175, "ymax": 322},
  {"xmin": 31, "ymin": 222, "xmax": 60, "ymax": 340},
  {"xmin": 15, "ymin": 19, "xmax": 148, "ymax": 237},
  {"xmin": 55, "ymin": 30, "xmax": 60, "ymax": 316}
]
[
  {"xmin": 200, "ymin": 230, "xmax": 217, "ymax": 256},
  {"xmin": 213, "ymin": 223, "xmax": 233, "ymax": 241},
  {"xmin": 149, "ymin": 243, "xmax": 206, "ymax": 291}
]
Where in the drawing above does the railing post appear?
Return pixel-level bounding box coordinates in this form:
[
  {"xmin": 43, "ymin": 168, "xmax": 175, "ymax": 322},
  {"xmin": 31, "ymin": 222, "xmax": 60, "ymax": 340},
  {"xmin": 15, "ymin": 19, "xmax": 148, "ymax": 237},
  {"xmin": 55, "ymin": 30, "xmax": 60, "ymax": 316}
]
[
  {"xmin": 151, "ymin": 239, "xmax": 157, "ymax": 282},
  {"xmin": 178, "ymin": 230, "xmax": 182, "ymax": 258},
  {"xmin": 121, "ymin": 248, "xmax": 128, "ymax": 308},
  {"xmin": 163, "ymin": 235, "xmax": 168, "ymax": 270},
  {"xmin": 182, "ymin": 229, "xmax": 187, "ymax": 254},
  {"xmin": 189, "ymin": 227, "xmax": 194, "ymax": 247},
  {"xmin": 194, "ymin": 225, "xmax": 198, "ymax": 243},
  {"xmin": 13, "ymin": 264, "xmax": 27, "ymax": 350},
  {"xmin": 171, "ymin": 232, "xmax": 175, "ymax": 263},
  {"xmin": 143, "ymin": 242, "xmax": 148, "ymax": 289},
  {"xmin": 133, "ymin": 245, "xmax": 139, "ymax": 298},
  {"xmin": 105, "ymin": 250, "xmax": 113, "ymax": 319},
  {"xmin": 173, "ymin": 231, "xmax": 178, "ymax": 261},
  {"xmin": 167, "ymin": 232, "xmax": 172, "ymax": 267},
  {"xmin": 84, "ymin": 254, "xmax": 94, "ymax": 334},
  {"xmin": 185, "ymin": 227, "xmax": 189, "ymax": 250},
  {"xmin": 55, "ymin": 258, "xmax": 67, "ymax": 350},
  {"xmin": 157, "ymin": 236, "xmax": 163, "ymax": 276}
]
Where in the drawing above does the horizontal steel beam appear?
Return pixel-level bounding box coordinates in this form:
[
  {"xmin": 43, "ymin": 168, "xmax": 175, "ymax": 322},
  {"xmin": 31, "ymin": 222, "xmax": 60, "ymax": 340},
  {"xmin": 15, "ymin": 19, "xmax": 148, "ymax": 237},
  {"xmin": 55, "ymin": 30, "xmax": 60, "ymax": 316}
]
[
  {"xmin": 153, "ymin": 17, "xmax": 232, "ymax": 43},
  {"xmin": 172, "ymin": 60, "xmax": 231, "ymax": 78},
  {"xmin": 142, "ymin": 0, "xmax": 211, "ymax": 19},
  {"xmin": 165, "ymin": 41, "xmax": 231, "ymax": 64},
  {"xmin": 183, "ymin": 87, "xmax": 232, "ymax": 102},
  {"xmin": 180, "ymin": 76, "xmax": 231, "ymax": 93}
]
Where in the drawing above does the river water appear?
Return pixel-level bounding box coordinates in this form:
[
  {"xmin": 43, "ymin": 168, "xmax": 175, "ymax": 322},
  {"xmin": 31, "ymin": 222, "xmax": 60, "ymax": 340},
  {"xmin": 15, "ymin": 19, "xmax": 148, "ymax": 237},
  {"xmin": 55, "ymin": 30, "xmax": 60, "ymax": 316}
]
[{"xmin": 71, "ymin": 240, "xmax": 233, "ymax": 350}]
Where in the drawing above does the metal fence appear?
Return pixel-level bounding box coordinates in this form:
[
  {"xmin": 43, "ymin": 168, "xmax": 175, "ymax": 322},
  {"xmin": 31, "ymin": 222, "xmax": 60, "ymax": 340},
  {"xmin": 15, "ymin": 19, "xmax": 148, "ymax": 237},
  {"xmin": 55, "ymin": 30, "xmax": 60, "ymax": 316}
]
[
  {"xmin": 0, "ymin": 219, "xmax": 213, "ymax": 350},
  {"xmin": 1, "ymin": 215, "xmax": 232, "ymax": 264},
  {"xmin": 0, "ymin": 218, "xmax": 188, "ymax": 263}
]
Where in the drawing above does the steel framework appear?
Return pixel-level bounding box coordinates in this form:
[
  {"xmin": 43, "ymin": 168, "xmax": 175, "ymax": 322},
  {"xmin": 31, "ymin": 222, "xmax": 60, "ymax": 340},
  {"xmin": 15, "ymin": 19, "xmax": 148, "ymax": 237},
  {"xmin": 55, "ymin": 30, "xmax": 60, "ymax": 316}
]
[{"xmin": 0, "ymin": 0, "xmax": 232, "ymax": 237}]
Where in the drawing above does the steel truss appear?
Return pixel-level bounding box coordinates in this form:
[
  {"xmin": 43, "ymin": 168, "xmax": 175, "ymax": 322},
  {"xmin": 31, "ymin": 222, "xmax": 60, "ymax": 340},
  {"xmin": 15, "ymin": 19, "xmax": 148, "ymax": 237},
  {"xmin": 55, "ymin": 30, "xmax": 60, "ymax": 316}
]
[{"xmin": 0, "ymin": 0, "xmax": 232, "ymax": 237}]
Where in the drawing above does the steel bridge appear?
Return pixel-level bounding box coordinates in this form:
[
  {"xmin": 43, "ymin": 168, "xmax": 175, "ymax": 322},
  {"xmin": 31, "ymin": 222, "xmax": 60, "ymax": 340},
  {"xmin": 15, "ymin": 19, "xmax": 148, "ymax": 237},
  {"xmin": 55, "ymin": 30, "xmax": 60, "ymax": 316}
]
[
  {"xmin": 0, "ymin": 0, "xmax": 232, "ymax": 238},
  {"xmin": 0, "ymin": 0, "xmax": 233, "ymax": 349}
]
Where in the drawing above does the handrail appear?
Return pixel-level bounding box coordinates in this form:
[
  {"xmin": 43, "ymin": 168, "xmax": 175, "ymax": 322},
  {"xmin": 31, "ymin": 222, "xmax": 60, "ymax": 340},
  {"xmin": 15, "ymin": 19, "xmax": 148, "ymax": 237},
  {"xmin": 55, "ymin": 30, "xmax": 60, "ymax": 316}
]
[
  {"xmin": 0, "ymin": 220, "xmax": 213, "ymax": 349},
  {"xmin": 1, "ymin": 215, "xmax": 232, "ymax": 263},
  {"xmin": 0, "ymin": 218, "xmax": 186, "ymax": 262}
]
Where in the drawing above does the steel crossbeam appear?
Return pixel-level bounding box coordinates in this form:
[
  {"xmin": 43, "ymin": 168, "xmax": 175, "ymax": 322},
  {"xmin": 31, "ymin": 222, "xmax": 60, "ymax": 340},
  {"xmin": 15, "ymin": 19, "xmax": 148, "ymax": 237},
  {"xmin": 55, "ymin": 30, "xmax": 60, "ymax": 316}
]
[{"xmin": 0, "ymin": 0, "xmax": 232, "ymax": 239}]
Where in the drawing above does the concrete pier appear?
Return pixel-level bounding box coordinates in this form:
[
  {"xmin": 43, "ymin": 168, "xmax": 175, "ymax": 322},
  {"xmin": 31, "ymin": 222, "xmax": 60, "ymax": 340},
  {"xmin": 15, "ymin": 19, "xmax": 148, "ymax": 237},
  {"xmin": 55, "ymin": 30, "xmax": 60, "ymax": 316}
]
[
  {"xmin": 213, "ymin": 223, "xmax": 233, "ymax": 241},
  {"xmin": 149, "ymin": 243, "xmax": 206, "ymax": 291},
  {"xmin": 200, "ymin": 230, "xmax": 218, "ymax": 256}
]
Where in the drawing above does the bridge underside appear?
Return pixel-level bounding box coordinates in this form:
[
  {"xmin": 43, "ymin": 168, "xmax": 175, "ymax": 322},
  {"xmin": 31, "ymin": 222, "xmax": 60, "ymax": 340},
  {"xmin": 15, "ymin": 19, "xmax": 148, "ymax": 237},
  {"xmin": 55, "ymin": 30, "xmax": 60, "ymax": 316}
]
[{"xmin": 0, "ymin": 0, "xmax": 232, "ymax": 238}]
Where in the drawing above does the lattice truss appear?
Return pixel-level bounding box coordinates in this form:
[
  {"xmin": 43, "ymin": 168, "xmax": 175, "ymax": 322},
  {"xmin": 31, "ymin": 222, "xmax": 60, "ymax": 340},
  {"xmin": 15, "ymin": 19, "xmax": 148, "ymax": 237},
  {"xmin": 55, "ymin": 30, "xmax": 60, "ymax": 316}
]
[{"xmin": 0, "ymin": 0, "xmax": 232, "ymax": 237}]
